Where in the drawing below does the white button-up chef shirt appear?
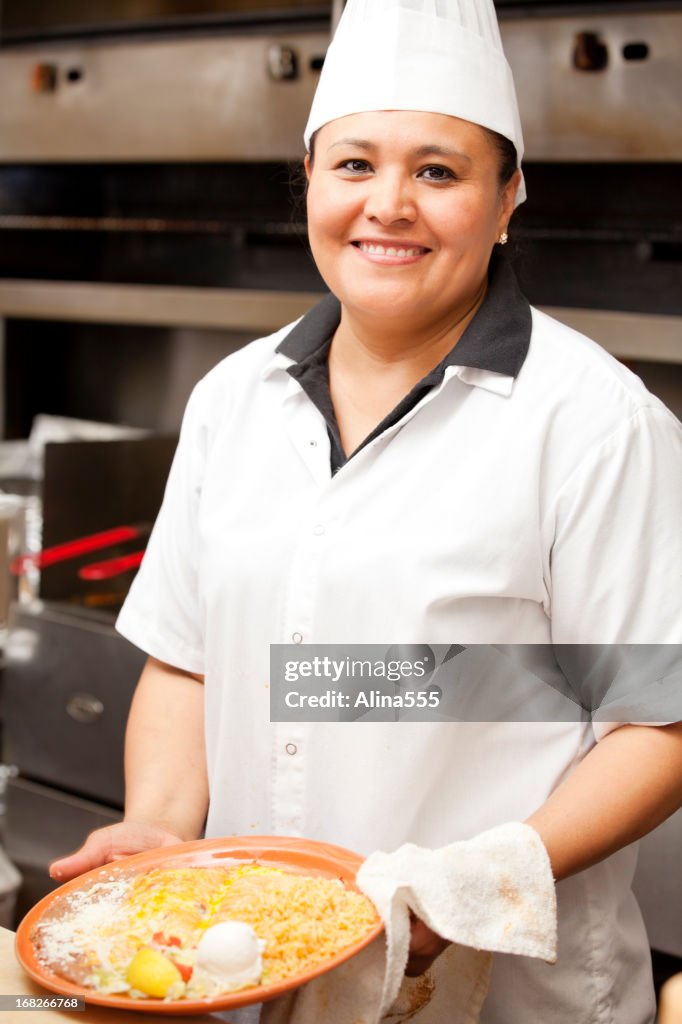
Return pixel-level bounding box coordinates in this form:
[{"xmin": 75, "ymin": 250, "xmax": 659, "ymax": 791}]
[{"xmin": 117, "ymin": 256, "xmax": 681, "ymax": 1024}]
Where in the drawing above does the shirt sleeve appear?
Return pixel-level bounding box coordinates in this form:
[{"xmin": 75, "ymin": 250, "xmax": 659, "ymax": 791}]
[
  {"xmin": 116, "ymin": 380, "xmax": 208, "ymax": 674},
  {"xmin": 545, "ymin": 403, "xmax": 682, "ymax": 738}
]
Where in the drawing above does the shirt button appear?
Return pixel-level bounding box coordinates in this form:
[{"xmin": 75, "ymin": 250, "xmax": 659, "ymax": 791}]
[
  {"xmin": 292, "ymin": 632, "xmax": 303, "ymax": 644},
  {"xmin": 285, "ymin": 743, "xmax": 298, "ymax": 755},
  {"xmin": 313, "ymin": 524, "xmax": 325, "ymax": 536}
]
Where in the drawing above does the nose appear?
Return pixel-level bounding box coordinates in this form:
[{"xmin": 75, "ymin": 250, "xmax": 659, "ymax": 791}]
[{"xmin": 363, "ymin": 171, "xmax": 417, "ymax": 225}]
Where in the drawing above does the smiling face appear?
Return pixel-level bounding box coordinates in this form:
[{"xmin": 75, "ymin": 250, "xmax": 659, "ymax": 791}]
[{"xmin": 305, "ymin": 110, "xmax": 520, "ymax": 335}]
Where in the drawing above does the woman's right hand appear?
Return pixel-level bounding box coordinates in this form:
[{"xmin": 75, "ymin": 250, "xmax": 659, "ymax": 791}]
[{"xmin": 48, "ymin": 820, "xmax": 185, "ymax": 883}]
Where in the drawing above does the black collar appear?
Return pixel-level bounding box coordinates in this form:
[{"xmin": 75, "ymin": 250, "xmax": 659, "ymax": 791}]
[
  {"xmin": 276, "ymin": 250, "xmax": 532, "ymax": 378},
  {"xmin": 275, "ymin": 251, "xmax": 532, "ymax": 473}
]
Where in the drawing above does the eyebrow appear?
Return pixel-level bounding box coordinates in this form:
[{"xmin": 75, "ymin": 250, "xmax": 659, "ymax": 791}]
[{"xmin": 328, "ymin": 138, "xmax": 472, "ymax": 163}]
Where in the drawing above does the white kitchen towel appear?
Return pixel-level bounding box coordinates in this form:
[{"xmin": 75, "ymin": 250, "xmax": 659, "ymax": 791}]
[{"xmin": 261, "ymin": 822, "xmax": 556, "ymax": 1024}]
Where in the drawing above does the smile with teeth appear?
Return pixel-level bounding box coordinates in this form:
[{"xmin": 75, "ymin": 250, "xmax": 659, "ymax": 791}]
[{"xmin": 354, "ymin": 241, "xmax": 429, "ymax": 258}]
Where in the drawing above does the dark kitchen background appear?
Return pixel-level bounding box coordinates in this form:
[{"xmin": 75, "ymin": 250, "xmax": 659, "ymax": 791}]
[{"xmin": 0, "ymin": 0, "xmax": 680, "ymax": 1004}]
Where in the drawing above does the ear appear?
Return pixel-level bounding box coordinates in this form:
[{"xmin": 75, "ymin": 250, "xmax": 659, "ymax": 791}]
[
  {"xmin": 304, "ymin": 153, "xmax": 313, "ymax": 182},
  {"xmin": 498, "ymin": 168, "xmax": 522, "ymax": 233}
]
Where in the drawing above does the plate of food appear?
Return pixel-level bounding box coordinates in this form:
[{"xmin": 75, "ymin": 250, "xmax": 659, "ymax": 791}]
[{"xmin": 16, "ymin": 835, "xmax": 383, "ymax": 1015}]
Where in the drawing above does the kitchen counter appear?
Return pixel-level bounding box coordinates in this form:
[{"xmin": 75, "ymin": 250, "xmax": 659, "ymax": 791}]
[{"xmin": 0, "ymin": 927, "xmax": 228, "ymax": 1022}]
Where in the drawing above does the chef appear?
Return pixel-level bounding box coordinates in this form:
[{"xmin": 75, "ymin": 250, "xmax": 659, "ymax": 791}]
[{"xmin": 52, "ymin": 1, "xmax": 682, "ymax": 1021}]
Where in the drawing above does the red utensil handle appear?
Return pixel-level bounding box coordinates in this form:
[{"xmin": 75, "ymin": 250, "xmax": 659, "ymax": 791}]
[
  {"xmin": 78, "ymin": 550, "xmax": 145, "ymax": 581},
  {"xmin": 10, "ymin": 525, "xmax": 143, "ymax": 575}
]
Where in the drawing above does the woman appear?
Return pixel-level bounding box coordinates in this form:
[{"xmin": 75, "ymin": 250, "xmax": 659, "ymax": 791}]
[{"xmin": 51, "ymin": 1, "xmax": 682, "ymax": 1021}]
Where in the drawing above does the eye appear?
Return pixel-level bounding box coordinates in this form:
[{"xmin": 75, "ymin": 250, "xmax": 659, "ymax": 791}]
[
  {"xmin": 336, "ymin": 159, "xmax": 372, "ymax": 174},
  {"xmin": 419, "ymin": 165, "xmax": 456, "ymax": 183}
]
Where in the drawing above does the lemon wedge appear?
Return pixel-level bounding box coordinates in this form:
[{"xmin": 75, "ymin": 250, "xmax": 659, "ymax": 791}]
[{"xmin": 126, "ymin": 946, "xmax": 184, "ymax": 998}]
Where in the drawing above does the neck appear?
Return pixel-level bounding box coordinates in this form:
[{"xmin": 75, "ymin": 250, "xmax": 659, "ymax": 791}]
[{"xmin": 330, "ymin": 279, "xmax": 488, "ymax": 380}]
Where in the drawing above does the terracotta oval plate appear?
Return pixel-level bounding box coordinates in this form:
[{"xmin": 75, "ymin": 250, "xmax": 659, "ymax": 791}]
[{"xmin": 16, "ymin": 835, "xmax": 383, "ymax": 1015}]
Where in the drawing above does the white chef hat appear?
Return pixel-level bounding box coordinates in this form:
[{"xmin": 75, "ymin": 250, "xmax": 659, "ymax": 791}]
[{"xmin": 304, "ymin": 0, "xmax": 526, "ymax": 205}]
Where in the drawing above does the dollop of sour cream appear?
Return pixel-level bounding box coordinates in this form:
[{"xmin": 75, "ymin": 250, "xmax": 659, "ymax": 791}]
[{"xmin": 193, "ymin": 921, "xmax": 265, "ymax": 993}]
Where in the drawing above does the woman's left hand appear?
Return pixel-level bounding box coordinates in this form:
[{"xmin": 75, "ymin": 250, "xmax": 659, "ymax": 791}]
[{"xmin": 406, "ymin": 915, "xmax": 449, "ymax": 976}]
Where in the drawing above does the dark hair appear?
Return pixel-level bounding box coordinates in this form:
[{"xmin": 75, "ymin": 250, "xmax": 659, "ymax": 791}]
[
  {"xmin": 481, "ymin": 127, "xmax": 518, "ymax": 187},
  {"xmin": 306, "ymin": 125, "xmax": 518, "ymax": 190}
]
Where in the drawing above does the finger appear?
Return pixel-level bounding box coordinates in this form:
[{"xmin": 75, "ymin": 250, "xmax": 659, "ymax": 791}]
[
  {"xmin": 49, "ymin": 829, "xmax": 115, "ymax": 882},
  {"xmin": 405, "ymin": 937, "xmax": 449, "ymax": 977},
  {"xmin": 409, "ymin": 918, "xmax": 435, "ymax": 954},
  {"xmin": 50, "ymin": 823, "xmax": 185, "ymax": 882}
]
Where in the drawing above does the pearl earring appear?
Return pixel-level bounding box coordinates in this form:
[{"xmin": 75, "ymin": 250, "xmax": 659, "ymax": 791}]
[{"xmin": 498, "ymin": 231, "xmax": 509, "ymax": 245}]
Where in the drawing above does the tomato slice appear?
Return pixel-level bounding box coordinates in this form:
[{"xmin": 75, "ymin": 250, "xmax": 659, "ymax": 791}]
[
  {"xmin": 151, "ymin": 932, "xmax": 182, "ymax": 948},
  {"xmin": 175, "ymin": 963, "xmax": 193, "ymax": 982}
]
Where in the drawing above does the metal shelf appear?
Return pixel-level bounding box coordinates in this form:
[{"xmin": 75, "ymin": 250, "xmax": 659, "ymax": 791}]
[
  {"xmin": 540, "ymin": 305, "xmax": 682, "ymax": 365},
  {"xmin": 0, "ymin": 280, "xmax": 321, "ymax": 332},
  {"xmin": 0, "ymin": 279, "xmax": 680, "ymax": 363}
]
